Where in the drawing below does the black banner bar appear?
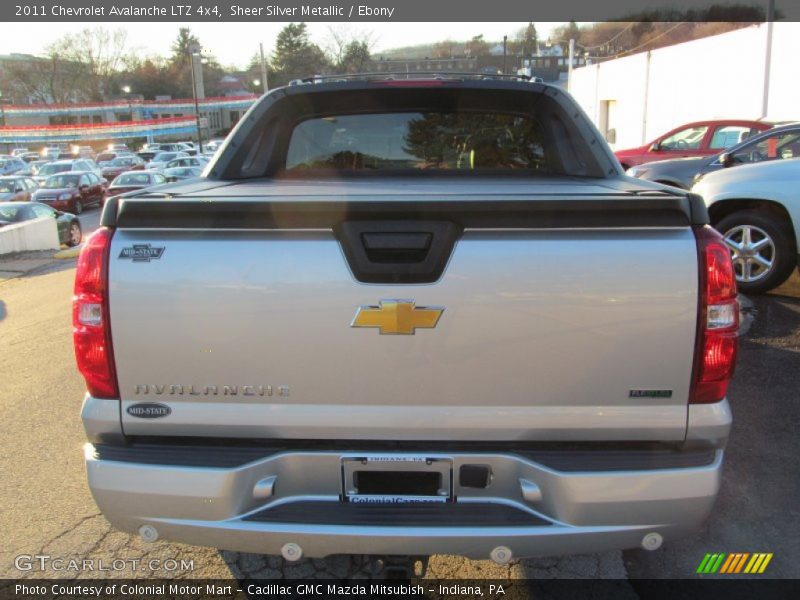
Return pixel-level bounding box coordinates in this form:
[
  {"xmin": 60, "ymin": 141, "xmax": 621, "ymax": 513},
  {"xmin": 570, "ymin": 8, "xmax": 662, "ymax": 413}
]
[
  {"xmin": 2, "ymin": 579, "xmax": 800, "ymax": 600},
  {"xmin": 4, "ymin": 0, "xmax": 800, "ymax": 22}
]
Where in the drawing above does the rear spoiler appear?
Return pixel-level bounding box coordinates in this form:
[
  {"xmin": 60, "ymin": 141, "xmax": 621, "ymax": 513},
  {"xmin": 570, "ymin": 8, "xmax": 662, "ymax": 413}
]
[{"xmin": 101, "ymin": 192, "xmax": 709, "ymax": 230}]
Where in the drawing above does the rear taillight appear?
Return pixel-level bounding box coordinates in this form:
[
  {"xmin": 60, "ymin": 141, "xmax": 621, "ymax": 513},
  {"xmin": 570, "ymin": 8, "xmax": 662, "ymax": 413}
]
[
  {"xmin": 73, "ymin": 227, "xmax": 118, "ymax": 399},
  {"xmin": 691, "ymin": 226, "xmax": 739, "ymax": 404}
]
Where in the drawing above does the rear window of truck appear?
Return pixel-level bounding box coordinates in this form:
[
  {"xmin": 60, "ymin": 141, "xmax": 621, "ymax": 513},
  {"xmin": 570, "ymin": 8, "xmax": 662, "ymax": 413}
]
[
  {"xmin": 213, "ymin": 85, "xmax": 612, "ymax": 180},
  {"xmin": 286, "ymin": 112, "xmax": 556, "ymax": 173}
]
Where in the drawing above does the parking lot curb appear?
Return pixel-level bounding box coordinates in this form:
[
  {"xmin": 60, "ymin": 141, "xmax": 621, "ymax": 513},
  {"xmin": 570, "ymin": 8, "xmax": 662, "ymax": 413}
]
[{"xmin": 53, "ymin": 246, "xmax": 82, "ymax": 259}]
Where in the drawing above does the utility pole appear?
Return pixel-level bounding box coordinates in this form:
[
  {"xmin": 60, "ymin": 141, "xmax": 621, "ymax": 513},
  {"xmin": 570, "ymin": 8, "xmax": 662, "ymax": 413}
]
[
  {"xmin": 188, "ymin": 44, "xmax": 203, "ymax": 153},
  {"xmin": 568, "ymin": 38, "xmax": 575, "ymax": 93},
  {"xmin": 502, "ymin": 35, "xmax": 507, "ymax": 74},
  {"xmin": 761, "ymin": 0, "xmax": 775, "ymax": 119},
  {"xmin": 259, "ymin": 42, "xmax": 269, "ymax": 93}
]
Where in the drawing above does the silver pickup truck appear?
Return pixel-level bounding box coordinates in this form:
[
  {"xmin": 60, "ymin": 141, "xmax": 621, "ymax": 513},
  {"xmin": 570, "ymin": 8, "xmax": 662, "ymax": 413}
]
[{"xmin": 75, "ymin": 76, "xmax": 739, "ymax": 564}]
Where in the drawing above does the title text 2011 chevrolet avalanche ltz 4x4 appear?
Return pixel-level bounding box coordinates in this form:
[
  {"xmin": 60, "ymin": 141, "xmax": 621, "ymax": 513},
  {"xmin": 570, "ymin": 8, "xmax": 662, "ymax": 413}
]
[{"xmin": 75, "ymin": 76, "xmax": 738, "ymax": 564}]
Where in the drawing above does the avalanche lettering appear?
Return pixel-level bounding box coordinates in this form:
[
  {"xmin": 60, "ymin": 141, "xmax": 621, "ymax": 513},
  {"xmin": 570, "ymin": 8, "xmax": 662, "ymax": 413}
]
[{"xmin": 109, "ymin": 6, "xmax": 168, "ymax": 16}]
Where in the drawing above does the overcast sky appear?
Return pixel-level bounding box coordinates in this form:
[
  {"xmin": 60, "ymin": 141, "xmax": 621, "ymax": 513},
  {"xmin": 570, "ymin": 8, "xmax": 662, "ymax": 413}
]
[{"xmin": 0, "ymin": 22, "xmax": 565, "ymax": 69}]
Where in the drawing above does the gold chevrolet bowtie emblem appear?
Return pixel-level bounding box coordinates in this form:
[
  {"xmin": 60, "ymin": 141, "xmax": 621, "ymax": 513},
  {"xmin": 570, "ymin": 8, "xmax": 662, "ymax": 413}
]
[{"xmin": 351, "ymin": 300, "xmax": 444, "ymax": 335}]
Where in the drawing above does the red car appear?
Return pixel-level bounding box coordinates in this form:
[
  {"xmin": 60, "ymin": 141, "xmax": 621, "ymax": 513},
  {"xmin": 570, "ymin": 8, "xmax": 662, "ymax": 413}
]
[
  {"xmin": 100, "ymin": 155, "xmax": 146, "ymax": 181},
  {"xmin": 31, "ymin": 171, "xmax": 107, "ymax": 214},
  {"xmin": 614, "ymin": 119, "xmax": 772, "ymax": 169}
]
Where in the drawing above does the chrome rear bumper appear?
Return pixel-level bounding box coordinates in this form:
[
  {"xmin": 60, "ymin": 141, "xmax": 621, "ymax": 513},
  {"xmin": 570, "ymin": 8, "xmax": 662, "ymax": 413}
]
[{"xmin": 84, "ymin": 441, "xmax": 724, "ymax": 560}]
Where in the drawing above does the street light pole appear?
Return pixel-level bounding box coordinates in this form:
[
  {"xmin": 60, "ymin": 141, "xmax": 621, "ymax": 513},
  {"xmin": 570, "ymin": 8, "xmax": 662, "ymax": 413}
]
[
  {"xmin": 259, "ymin": 42, "xmax": 269, "ymax": 93},
  {"xmin": 568, "ymin": 38, "xmax": 575, "ymax": 93},
  {"xmin": 189, "ymin": 50, "xmax": 203, "ymax": 154}
]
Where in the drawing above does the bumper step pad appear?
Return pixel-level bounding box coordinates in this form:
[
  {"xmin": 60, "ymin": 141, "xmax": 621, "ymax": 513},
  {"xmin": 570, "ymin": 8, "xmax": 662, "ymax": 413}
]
[{"xmin": 244, "ymin": 501, "xmax": 551, "ymax": 527}]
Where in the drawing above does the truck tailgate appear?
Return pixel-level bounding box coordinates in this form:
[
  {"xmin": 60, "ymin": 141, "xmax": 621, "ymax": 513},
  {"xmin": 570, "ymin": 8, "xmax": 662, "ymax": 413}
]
[{"xmin": 109, "ymin": 192, "xmax": 699, "ymax": 442}]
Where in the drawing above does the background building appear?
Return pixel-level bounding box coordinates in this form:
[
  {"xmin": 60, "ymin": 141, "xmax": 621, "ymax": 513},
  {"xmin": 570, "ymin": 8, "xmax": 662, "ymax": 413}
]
[
  {"xmin": 0, "ymin": 95, "xmax": 257, "ymax": 149},
  {"xmin": 569, "ymin": 22, "xmax": 800, "ymax": 150}
]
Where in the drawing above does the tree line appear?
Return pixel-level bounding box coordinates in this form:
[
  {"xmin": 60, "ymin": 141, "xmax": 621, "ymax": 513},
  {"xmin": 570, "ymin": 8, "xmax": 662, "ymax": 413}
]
[
  {"xmin": 0, "ymin": 24, "xmax": 373, "ymax": 104},
  {"xmin": 0, "ymin": 4, "xmax": 768, "ymax": 105}
]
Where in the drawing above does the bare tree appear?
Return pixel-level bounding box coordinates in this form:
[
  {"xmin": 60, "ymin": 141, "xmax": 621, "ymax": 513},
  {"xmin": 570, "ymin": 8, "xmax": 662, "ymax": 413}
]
[
  {"xmin": 48, "ymin": 27, "xmax": 131, "ymax": 101},
  {"xmin": 1, "ymin": 54, "xmax": 83, "ymax": 104},
  {"xmin": 325, "ymin": 27, "xmax": 377, "ymax": 73}
]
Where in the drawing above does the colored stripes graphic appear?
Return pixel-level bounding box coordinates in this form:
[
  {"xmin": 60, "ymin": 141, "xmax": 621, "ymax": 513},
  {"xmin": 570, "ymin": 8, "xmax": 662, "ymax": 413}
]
[
  {"xmin": 0, "ymin": 96, "xmax": 258, "ymax": 117},
  {"xmin": 697, "ymin": 553, "xmax": 773, "ymax": 574},
  {"xmin": 0, "ymin": 117, "xmax": 198, "ymax": 144}
]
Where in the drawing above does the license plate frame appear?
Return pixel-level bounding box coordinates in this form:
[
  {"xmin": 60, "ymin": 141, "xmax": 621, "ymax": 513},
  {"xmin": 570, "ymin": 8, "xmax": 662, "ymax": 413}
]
[{"xmin": 341, "ymin": 455, "xmax": 453, "ymax": 504}]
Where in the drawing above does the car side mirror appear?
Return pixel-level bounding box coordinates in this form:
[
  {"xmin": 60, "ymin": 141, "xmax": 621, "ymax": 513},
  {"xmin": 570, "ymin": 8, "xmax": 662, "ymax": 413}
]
[
  {"xmin": 650, "ymin": 141, "xmax": 661, "ymax": 151},
  {"xmin": 719, "ymin": 152, "xmax": 734, "ymax": 167},
  {"xmin": 79, "ymin": 184, "xmax": 89, "ymax": 190},
  {"xmin": 15, "ymin": 186, "xmax": 23, "ymax": 193}
]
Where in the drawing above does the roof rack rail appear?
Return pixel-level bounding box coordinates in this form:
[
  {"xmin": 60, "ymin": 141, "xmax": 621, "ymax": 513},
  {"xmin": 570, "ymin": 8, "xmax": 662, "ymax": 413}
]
[{"xmin": 288, "ymin": 71, "xmax": 535, "ymax": 85}]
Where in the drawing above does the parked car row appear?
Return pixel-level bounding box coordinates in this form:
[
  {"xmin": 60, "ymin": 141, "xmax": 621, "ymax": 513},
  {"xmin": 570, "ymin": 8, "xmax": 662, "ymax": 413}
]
[
  {"xmin": 4, "ymin": 147, "xmax": 210, "ymax": 182},
  {"xmin": 615, "ymin": 120, "xmax": 799, "ymax": 294},
  {"xmin": 0, "ymin": 167, "xmax": 160, "ymax": 212},
  {"xmin": 0, "ymin": 139, "xmax": 216, "ymax": 248},
  {"xmin": 6, "ymin": 138, "xmax": 219, "ymax": 164},
  {"xmin": 614, "ymin": 119, "xmax": 774, "ymax": 169},
  {"xmin": 623, "ymin": 122, "xmax": 800, "ymax": 189}
]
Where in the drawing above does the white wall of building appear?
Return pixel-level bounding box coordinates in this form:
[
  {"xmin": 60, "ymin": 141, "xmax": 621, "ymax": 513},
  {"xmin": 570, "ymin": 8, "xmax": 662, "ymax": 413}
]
[
  {"xmin": 569, "ymin": 23, "xmax": 800, "ymax": 150},
  {"xmin": 765, "ymin": 23, "xmax": 800, "ymax": 121},
  {"xmin": 0, "ymin": 217, "xmax": 60, "ymax": 255}
]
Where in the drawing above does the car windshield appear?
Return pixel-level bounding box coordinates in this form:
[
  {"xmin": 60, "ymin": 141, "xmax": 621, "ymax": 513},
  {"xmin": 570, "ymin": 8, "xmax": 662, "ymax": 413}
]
[
  {"xmin": 154, "ymin": 152, "xmax": 177, "ymax": 161},
  {"xmin": 731, "ymin": 130, "xmax": 800, "ymax": 164},
  {"xmin": 115, "ymin": 173, "xmax": 152, "ymax": 186},
  {"xmin": 285, "ymin": 112, "xmax": 554, "ymax": 172},
  {"xmin": 37, "ymin": 163, "xmax": 71, "ymax": 176},
  {"xmin": 659, "ymin": 126, "xmax": 709, "ymax": 151},
  {"xmin": 97, "ymin": 153, "xmax": 115, "ymax": 162},
  {"xmin": 43, "ymin": 174, "xmax": 80, "ymax": 189},
  {"xmin": 109, "ymin": 157, "xmax": 133, "ymax": 166},
  {"xmin": 0, "ymin": 205, "xmax": 22, "ymax": 221}
]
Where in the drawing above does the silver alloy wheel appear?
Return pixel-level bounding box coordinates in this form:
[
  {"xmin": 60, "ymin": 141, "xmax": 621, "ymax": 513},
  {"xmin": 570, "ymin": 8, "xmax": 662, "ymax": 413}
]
[
  {"xmin": 74, "ymin": 200, "xmax": 83, "ymax": 214},
  {"xmin": 723, "ymin": 224, "xmax": 776, "ymax": 283},
  {"xmin": 70, "ymin": 223, "xmax": 81, "ymax": 246}
]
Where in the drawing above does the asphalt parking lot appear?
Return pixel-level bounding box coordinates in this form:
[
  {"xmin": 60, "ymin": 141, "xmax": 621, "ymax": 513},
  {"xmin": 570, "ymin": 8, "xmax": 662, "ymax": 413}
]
[{"xmin": 0, "ymin": 247, "xmax": 798, "ymax": 584}]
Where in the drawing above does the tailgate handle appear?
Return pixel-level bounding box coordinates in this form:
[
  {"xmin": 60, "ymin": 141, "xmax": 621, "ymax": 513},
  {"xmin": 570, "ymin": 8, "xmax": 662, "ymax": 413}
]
[
  {"xmin": 361, "ymin": 232, "xmax": 432, "ymax": 263},
  {"xmin": 336, "ymin": 220, "xmax": 461, "ymax": 284}
]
